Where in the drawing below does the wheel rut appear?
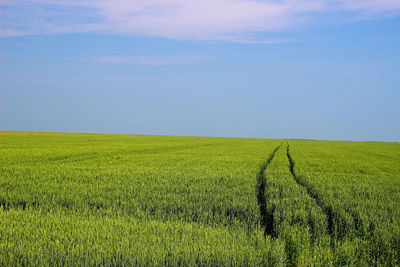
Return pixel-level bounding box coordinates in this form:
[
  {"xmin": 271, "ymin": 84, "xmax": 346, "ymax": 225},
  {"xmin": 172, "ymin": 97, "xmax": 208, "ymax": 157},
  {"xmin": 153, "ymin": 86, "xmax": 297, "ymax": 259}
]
[
  {"xmin": 286, "ymin": 144, "xmax": 335, "ymax": 244},
  {"xmin": 256, "ymin": 144, "xmax": 281, "ymax": 238}
]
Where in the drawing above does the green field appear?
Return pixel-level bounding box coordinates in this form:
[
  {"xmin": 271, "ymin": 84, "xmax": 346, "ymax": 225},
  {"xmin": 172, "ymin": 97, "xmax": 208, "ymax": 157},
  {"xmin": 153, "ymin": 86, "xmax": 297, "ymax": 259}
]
[{"xmin": 0, "ymin": 131, "xmax": 399, "ymax": 266}]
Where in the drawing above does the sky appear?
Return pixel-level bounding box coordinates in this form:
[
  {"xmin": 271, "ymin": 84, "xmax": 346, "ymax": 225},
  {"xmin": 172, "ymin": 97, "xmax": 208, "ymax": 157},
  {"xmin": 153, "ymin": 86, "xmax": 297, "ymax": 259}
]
[{"xmin": 0, "ymin": 0, "xmax": 399, "ymax": 141}]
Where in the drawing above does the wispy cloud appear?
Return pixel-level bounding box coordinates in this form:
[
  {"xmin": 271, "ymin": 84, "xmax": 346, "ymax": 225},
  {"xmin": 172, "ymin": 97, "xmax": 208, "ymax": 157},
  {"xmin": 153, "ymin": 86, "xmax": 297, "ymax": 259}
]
[
  {"xmin": 1, "ymin": 0, "xmax": 400, "ymax": 41},
  {"xmin": 93, "ymin": 54, "xmax": 205, "ymax": 66}
]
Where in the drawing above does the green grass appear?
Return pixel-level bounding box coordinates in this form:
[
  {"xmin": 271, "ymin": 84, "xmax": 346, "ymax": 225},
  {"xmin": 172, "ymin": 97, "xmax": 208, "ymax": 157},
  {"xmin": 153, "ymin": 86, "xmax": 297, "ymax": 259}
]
[{"xmin": 0, "ymin": 131, "xmax": 399, "ymax": 266}]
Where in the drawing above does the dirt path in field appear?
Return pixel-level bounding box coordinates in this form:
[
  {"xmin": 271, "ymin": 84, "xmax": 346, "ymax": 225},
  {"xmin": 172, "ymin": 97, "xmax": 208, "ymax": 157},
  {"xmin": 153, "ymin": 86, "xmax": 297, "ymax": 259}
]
[
  {"xmin": 286, "ymin": 144, "xmax": 334, "ymax": 244},
  {"xmin": 257, "ymin": 144, "xmax": 281, "ymax": 238}
]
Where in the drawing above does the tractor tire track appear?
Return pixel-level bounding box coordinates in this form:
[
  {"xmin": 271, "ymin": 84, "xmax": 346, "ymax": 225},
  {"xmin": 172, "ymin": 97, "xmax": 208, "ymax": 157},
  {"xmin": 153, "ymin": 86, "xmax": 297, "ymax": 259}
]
[
  {"xmin": 286, "ymin": 144, "xmax": 335, "ymax": 245},
  {"xmin": 257, "ymin": 144, "xmax": 281, "ymax": 238}
]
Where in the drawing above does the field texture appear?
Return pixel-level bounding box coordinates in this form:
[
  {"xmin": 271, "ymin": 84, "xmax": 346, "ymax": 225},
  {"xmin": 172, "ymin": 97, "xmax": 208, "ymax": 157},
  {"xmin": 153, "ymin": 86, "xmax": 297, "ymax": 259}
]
[{"xmin": 0, "ymin": 131, "xmax": 399, "ymax": 266}]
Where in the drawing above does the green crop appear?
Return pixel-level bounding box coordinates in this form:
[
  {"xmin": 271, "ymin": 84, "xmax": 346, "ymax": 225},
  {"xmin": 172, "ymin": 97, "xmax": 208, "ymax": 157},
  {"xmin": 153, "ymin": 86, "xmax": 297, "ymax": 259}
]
[
  {"xmin": 289, "ymin": 140, "xmax": 400, "ymax": 265},
  {"xmin": 0, "ymin": 132, "xmax": 399, "ymax": 266}
]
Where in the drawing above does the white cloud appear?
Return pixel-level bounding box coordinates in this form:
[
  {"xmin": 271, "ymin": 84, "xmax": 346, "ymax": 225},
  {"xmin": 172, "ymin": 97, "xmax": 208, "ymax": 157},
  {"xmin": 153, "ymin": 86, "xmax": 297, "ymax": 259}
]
[{"xmin": 1, "ymin": 0, "xmax": 400, "ymax": 41}]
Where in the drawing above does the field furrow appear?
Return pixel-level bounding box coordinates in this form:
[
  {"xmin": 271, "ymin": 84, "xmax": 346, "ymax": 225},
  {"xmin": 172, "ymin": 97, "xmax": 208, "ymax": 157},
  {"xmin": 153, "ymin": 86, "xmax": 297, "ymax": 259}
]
[
  {"xmin": 286, "ymin": 144, "xmax": 335, "ymax": 245},
  {"xmin": 256, "ymin": 144, "xmax": 282, "ymax": 238},
  {"xmin": 289, "ymin": 140, "xmax": 400, "ymax": 266}
]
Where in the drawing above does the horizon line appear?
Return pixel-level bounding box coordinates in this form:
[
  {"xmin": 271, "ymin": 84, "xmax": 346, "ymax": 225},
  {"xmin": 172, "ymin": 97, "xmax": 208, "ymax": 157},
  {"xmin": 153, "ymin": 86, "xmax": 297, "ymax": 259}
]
[{"xmin": 1, "ymin": 130, "xmax": 398, "ymax": 143}]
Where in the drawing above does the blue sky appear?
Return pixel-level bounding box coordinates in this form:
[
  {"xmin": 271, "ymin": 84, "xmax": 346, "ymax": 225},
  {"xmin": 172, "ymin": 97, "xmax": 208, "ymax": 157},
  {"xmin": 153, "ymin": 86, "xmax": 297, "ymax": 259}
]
[{"xmin": 1, "ymin": 0, "xmax": 399, "ymax": 141}]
